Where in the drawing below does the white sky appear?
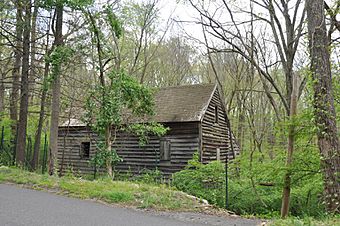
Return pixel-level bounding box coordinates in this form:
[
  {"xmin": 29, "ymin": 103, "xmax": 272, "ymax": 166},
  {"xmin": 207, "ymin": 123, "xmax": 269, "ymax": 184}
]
[
  {"xmin": 141, "ymin": 0, "xmax": 203, "ymax": 39},
  {"xmin": 157, "ymin": 0, "xmax": 340, "ymax": 38},
  {"xmin": 116, "ymin": 0, "xmax": 340, "ymax": 68}
]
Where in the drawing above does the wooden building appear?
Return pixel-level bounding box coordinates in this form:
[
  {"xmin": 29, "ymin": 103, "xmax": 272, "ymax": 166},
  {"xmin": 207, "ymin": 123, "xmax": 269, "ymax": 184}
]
[{"xmin": 57, "ymin": 84, "xmax": 239, "ymax": 177}]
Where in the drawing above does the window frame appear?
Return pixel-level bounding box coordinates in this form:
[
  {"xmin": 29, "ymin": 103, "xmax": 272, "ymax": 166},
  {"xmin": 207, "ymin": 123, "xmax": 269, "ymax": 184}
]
[
  {"xmin": 80, "ymin": 141, "xmax": 90, "ymax": 159},
  {"xmin": 214, "ymin": 105, "xmax": 219, "ymax": 124},
  {"xmin": 216, "ymin": 147, "xmax": 221, "ymax": 161},
  {"xmin": 160, "ymin": 138, "xmax": 171, "ymax": 161}
]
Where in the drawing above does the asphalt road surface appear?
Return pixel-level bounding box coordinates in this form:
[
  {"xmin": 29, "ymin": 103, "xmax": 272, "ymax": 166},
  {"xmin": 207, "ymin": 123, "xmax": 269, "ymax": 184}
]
[{"xmin": 0, "ymin": 184, "xmax": 261, "ymax": 226}]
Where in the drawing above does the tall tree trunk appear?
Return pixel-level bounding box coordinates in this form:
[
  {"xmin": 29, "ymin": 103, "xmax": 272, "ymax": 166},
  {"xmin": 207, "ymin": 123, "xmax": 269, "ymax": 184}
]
[
  {"xmin": 87, "ymin": 10, "xmax": 115, "ymax": 178},
  {"xmin": 29, "ymin": 0, "xmax": 38, "ymax": 104},
  {"xmin": 31, "ymin": 80, "xmax": 47, "ymax": 170},
  {"xmin": 31, "ymin": 57, "xmax": 50, "ymax": 170},
  {"xmin": 10, "ymin": 0, "xmax": 23, "ymax": 138},
  {"xmin": 48, "ymin": 4, "xmax": 63, "ymax": 175},
  {"xmin": 0, "ymin": 20, "xmax": 4, "ymax": 113},
  {"xmin": 31, "ymin": 14, "xmax": 52, "ymax": 171},
  {"xmin": 0, "ymin": 73, "xmax": 4, "ymax": 113},
  {"xmin": 281, "ymin": 74, "xmax": 298, "ymax": 218},
  {"xmin": 306, "ymin": 0, "xmax": 340, "ymax": 213},
  {"xmin": 16, "ymin": 0, "xmax": 31, "ymax": 166}
]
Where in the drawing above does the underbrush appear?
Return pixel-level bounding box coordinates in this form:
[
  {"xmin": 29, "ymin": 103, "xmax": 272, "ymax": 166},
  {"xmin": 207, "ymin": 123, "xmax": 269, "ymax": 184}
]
[{"xmin": 172, "ymin": 152, "xmax": 327, "ymax": 219}]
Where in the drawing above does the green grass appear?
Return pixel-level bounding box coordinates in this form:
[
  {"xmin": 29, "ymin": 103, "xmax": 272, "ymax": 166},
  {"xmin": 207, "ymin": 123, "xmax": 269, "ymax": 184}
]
[
  {"xmin": 268, "ymin": 215, "xmax": 340, "ymax": 226},
  {"xmin": 1, "ymin": 166, "xmax": 338, "ymax": 225},
  {"xmin": 0, "ymin": 166, "xmax": 199, "ymax": 211}
]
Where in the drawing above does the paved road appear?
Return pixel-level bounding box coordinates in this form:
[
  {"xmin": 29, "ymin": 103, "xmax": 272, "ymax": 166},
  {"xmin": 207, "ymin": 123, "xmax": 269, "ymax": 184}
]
[{"xmin": 0, "ymin": 184, "xmax": 261, "ymax": 226}]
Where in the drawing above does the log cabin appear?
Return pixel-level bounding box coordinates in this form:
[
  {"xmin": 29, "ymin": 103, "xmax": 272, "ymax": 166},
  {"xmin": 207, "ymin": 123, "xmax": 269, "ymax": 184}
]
[{"xmin": 57, "ymin": 84, "xmax": 239, "ymax": 178}]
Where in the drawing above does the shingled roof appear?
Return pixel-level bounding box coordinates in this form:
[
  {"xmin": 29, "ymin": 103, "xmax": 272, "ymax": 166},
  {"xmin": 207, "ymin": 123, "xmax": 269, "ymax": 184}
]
[
  {"xmin": 151, "ymin": 83, "xmax": 216, "ymax": 122},
  {"xmin": 60, "ymin": 83, "xmax": 217, "ymax": 127}
]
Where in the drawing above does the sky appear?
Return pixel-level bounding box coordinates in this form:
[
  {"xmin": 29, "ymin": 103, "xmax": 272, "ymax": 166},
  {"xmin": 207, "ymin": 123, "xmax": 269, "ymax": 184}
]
[
  {"xmin": 111, "ymin": 0, "xmax": 340, "ymax": 68},
  {"xmin": 139, "ymin": 0, "xmax": 203, "ymax": 39}
]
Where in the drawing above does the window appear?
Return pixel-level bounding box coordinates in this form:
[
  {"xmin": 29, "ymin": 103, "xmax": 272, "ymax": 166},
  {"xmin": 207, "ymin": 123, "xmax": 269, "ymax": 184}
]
[
  {"xmin": 214, "ymin": 105, "xmax": 219, "ymax": 123},
  {"xmin": 216, "ymin": 148, "xmax": 220, "ymax": 161},
  {"xmin": 160, "ymin": 139, "xmax": 171, "ymax": 161},
  {"xmin": 80, "ymin": 142, "xmax": 90, "ymax": 159}
]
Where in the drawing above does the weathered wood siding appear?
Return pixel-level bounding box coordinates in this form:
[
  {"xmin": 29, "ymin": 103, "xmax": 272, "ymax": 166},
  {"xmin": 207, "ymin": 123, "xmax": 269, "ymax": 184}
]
[
  {"xmin": 58, "ymin": 127, "xmax": 98, "ymax": 174},
  {"xmin": 57, "ymin": 122, "xmax": 199, "ymax": 177},
  {"xmin": 200, "ymin": 88, "xmax": 239, "ymax": 163},
  {"xmin": 115, "ymin": 122, "xmax": 199, "ymax": 178},
  {"xmin": 57, "ymin": 85, "xmax": 239, "ymax": 177}
]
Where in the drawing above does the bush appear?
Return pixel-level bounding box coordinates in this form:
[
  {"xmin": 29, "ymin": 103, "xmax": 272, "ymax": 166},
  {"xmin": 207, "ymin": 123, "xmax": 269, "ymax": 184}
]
[
  {"xmin": 137, "ymin": 168, "xmax": 162, "ymax": 184},
  {"xmin": 0, "ymin": 117, "xmax": 15, "ymax": 166},
  {"xmin": 173, "ymin": 160, "xmax": 225, "ymax": 207},
  {"xmin": 172, "ymin": 153, "xmax": 325, "ymax": 218},
  {"xmin": 0, "ymin": 113, "xmax": 48, "ymax": 169}
]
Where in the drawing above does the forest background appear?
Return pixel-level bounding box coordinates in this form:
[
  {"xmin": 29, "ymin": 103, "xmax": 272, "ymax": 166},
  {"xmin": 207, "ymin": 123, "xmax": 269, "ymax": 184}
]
[{"xmin": 0, "ymin": 0, "xmax": 339, "ymax": 219}]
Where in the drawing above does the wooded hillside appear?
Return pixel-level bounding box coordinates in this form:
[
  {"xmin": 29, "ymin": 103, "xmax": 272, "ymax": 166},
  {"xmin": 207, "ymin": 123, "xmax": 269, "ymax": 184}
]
[{"xmin": 0, "ymin": 0, "xmax": 339, "ymax": 218}]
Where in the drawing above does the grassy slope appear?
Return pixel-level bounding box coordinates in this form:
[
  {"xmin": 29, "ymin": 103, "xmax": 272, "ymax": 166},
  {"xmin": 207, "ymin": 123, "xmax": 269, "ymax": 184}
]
[
  {"xmin": 1, "ymin": 166, "xmax": 338, "ymax": 226},
  {"xmin": 268, "ymin": 217, "xmax": 340, "ymax": 226},
  {"xmin": 0, "ymin": 166, "xmax": 199, "ymax": 211}
]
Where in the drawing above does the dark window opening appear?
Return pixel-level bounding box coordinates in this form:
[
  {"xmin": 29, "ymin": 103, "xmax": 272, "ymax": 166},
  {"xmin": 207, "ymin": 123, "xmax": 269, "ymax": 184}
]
[
  {"xmin": 80, "ymin": 142, "xmax": 90, "ymax": 159},
  {"xmin": 214, "ymin": 105, "xmax": 219, "ymax": 123},
  {"xmin": 160, "ymin": 139, "xmax": 171, "ymax": 161}
]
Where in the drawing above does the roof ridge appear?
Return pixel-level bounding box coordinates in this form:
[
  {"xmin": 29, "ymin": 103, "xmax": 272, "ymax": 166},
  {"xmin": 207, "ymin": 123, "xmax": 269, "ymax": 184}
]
[{"xmin": 157, "ymin": 83, "xmax": 215, "ymax": 90}]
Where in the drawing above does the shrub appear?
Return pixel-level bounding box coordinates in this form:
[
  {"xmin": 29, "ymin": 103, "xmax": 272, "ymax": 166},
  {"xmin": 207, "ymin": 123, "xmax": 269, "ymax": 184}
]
[
  {"xmin": 172, "ymin": 153, "xmax": 325, "ymax": 218},
  {"xmin": 138, "ymin": 168, "xmax": 162, "ymax": 184},
  {"xmin": 173, "ymin": 160, "xmax": 226, "ymax": 207}
]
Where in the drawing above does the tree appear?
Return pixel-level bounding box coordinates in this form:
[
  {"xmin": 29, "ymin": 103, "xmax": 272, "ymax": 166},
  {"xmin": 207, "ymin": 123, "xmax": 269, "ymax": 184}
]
[
  {"xmin": 187, "ymin": 0, "xmax": 306, "ymax": 216},
  {"xmin": 0, "ymin": 11, "xmax": 11, "ymax": 114},
  {"xmin": 84, "ymin": 8, "xmax": 167, "ymax": 178},
  {"xmin": 0, "ymin": 67, "xmax": 4, "ymax": 113},
  {"xmin": 146, "ymin": 36, "xmax": 195, "ymax": 87},
  {"xmin": 9, "ymin": 0, "xmax": 23, "ymax": 139},
  {"xmin": 48, "ymin": 1, "xmax": 64, "ymax": 175},
  {"xmin": 28, "ymin": 0, "xmax": 39, "ymax": 104},
  {"xmin": 46, "ymin": 0, "xmax": 93, "ymax": 175},
  {"xmin": 85, "ymin": 70, "xmax": 167, "ymax": 178},
  {"xmin": 306, "ymin": 0, "xmax": 340, "ymax": 213},
  {"xmin": 15, "ymin": 0, "xmax": 31, "ymax": 165},
  {"xmin": 31, "ymin": 11, "xmax": 53, "ymax": 170}
]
